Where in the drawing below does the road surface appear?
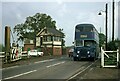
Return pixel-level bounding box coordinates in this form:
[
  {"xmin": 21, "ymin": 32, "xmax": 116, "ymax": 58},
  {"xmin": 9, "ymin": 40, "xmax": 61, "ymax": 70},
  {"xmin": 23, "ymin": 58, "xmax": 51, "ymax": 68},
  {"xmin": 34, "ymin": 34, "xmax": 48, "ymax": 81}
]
[{"xmin": 2, "ymin": 55, "xmax": 95, "ymax": 80}]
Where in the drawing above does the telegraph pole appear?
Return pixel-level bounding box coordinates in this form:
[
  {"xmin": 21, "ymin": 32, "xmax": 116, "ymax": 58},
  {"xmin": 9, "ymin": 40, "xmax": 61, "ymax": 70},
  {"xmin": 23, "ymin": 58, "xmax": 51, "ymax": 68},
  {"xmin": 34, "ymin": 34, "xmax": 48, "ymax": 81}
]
[
  {"xmin": 98, "ymin": 3, "xmax": 108, "ymax": 50},
  {"xmin": 5, "ymin": 26, "xmax": 11, "ymax": 63},
  {"xmin": 112, "ymin": 0, "xmax": 115, "ymax": 41},
  {"xmin": 105, "ymin": 3, "xmax": 108, "ymax": 50}
]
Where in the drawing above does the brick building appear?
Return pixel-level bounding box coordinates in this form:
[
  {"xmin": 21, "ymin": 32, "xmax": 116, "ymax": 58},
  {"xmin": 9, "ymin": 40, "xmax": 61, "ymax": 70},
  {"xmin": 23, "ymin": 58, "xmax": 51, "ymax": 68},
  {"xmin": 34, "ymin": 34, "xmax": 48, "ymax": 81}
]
[
  {"xmin": 24, "ymin": 38, "xmax": 34, "ymax": 51},
  {"xmin": 36, "ymin": 27, "xmax": 64, "ymax": 55}
]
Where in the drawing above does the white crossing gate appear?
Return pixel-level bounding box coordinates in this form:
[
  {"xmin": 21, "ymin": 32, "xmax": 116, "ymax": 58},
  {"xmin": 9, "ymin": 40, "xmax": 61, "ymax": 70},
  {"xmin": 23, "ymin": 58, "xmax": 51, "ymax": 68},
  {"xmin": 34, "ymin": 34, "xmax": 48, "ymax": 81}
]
[
  {"xmin": 101, "ymin": 47, "xmax": 119, "ymax": 68},
  {"xmin": 10, "ymin": 46, "xmax": 22, "ymax": 61}
]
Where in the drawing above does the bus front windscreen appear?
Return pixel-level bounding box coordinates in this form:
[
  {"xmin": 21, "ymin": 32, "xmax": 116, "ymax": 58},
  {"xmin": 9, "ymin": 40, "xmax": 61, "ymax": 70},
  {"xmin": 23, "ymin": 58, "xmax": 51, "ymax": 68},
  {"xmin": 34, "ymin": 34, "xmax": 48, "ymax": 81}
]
[
  {"xmin": 84, "ymin": 40, "xmax": 95, "ymax": 47},
  {"xmin": 76, "ymin": 40, "xmax": 83, "ymax": 46}
]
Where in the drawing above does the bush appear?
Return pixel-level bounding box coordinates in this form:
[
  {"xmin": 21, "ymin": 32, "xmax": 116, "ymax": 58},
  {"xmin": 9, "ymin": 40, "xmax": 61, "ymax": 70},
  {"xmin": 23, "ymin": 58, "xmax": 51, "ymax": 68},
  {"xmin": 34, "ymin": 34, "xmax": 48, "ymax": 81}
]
[{"xmin": 107, "ymin": 40, "xmax": 120, "ymax": 51}]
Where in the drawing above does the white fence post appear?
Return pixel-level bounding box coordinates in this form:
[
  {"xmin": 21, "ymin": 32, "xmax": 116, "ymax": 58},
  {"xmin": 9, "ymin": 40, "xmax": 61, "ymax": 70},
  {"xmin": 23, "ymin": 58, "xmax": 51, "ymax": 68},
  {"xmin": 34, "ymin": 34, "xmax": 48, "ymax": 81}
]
[
  {"xmin": 117, "ymin": 49, "xmax": 119, "ymax": 67},
  {"xmin": 101, "ymin": 47, "xmax": 104, "ymax": 67}
]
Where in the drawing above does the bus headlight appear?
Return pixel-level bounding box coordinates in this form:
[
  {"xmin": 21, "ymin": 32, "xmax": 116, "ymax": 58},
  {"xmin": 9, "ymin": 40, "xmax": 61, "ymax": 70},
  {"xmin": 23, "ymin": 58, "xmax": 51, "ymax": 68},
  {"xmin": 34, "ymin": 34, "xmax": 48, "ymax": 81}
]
[
  {"xmin": 87, "ymin": 51, "xmax": 90, "ymax": 54},
  {"xmin": 77, "ymin": 55, "xmax": 79, "ymax": 57},
  {"xmin": 77, "ymin": 51, "xmax": 80, "ymax": 53}
]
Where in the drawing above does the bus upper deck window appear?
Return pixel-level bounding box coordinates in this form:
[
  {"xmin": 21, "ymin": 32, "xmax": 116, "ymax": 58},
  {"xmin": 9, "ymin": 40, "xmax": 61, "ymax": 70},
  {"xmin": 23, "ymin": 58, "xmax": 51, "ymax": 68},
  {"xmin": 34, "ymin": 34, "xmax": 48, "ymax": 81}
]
[{"xmin": 91, "ymin": 29, "xmax": 93, "ymax": 32}]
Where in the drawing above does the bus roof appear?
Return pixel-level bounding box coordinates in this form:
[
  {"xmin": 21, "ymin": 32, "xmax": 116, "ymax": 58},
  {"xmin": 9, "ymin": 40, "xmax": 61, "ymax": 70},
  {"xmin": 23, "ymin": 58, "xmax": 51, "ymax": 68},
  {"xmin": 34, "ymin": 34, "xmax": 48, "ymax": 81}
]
[
  {"xmin": 75, "ymin": 24, "xmax": 99, "ymax": 33},
  {"xmin": 76, "ymin": 24, "xmax": 94, "ymax": 29}
]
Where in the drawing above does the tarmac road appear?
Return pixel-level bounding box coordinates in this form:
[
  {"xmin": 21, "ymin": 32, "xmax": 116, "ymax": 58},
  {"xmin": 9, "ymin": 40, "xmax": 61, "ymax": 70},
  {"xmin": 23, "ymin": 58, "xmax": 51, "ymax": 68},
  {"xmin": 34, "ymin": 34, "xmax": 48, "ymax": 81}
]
[
  {"xmin": 68, "ymin": 59, "xmax": 119, "ymax": 81},
  {"xmin": 2, "ymin": 55, "xmax": 94, "ymax": 80},
  {"xmin": 2, "ymin": 55, "xmax": 119, "ymax": 81}
]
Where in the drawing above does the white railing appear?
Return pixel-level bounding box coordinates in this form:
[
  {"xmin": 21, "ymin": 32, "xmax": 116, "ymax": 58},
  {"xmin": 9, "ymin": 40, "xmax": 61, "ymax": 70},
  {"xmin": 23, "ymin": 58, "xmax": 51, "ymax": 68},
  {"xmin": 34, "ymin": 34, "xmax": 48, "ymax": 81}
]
[
  {"xmin": 0, "ymin": 51, "xmax": 28, "ymax": 57},
  {"xmin": 0, "ymin": 52, "xmax": 5, "ymax": 57},
  {"xmin": 101, "ymin": 47, "xmax": 119, "ymax": 68}
]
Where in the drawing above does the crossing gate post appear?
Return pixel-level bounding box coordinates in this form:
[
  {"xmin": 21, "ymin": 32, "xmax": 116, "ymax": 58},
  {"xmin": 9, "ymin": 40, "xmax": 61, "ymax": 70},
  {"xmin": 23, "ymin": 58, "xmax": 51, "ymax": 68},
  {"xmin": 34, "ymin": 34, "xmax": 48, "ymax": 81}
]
[
  {"xmin": 101, "ymin": 47, "xmax": 104, "ymax": 67},
  {"xmin": 117, "ymin": 49, "xmax": 119, "ymax": 68}
]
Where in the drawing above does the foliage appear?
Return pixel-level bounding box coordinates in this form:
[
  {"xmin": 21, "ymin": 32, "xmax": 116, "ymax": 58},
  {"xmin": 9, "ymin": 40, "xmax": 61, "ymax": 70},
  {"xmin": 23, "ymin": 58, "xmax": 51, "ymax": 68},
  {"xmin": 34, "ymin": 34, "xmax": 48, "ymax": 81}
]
[
  {"xmin": 14, "ymin": 13, "xmax": 57, "ymax": 42},
  {"xmin": 59, "ymin": 28, "xmax": 65, "ymax": 38},
  {"xmin": 59, "ymin": 28, "xmax": 65, "ymax": 46},
  {"xmin": 62, "ymin": 39, "xmax": 65, "ymax": 46},
  {"xmin": 0, "ymin": 44, "xmax": 5, "ymax": 52},
  {"xmin": 107, "ymin": 40, "xmax": 120, "ymax": 51},
  {"xmin": 0, "ymin": 44, "xmax": 2, "ymax": 52},
  {"xmin": 99, "ymin": 33, "xmax": 106, "ymax": 47}
]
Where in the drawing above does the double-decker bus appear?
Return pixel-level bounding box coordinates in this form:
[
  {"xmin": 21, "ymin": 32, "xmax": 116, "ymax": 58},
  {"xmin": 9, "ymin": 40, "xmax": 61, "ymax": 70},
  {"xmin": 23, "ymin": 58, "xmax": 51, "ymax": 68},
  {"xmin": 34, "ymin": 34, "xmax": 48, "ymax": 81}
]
[{"xmin": 73, "ymin": 24, "xmax": 99, "ymax": 61}]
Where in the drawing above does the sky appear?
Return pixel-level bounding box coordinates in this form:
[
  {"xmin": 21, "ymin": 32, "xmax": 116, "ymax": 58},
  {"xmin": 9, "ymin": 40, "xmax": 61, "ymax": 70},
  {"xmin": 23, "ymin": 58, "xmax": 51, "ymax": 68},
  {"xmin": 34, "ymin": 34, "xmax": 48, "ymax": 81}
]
[
  {"xmin": 118, "ymin": 1, "xmax": 120, "ymax": 39},
  {"xmin": 0, "ymin": 0, "xmax": 120, "ymax": 46}
]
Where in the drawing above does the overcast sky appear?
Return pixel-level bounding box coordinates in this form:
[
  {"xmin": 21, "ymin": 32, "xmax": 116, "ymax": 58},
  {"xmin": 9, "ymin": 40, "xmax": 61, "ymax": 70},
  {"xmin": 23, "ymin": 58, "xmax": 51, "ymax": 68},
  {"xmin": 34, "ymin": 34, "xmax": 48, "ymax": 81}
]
[
  {"xmin": 118, "ymin": 1, "xmax": 120, "ymax": 39},
  {"xmin": 0, "ymin": 0, "xmax": 119, "ymax": 46}
]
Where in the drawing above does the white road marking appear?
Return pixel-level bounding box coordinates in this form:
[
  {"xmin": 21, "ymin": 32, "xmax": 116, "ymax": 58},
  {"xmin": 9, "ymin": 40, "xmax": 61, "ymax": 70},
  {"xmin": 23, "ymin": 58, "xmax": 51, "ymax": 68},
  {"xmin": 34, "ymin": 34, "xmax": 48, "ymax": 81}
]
[
  {"xmin": 46, "ymin": 61, "xmax": 65, "ymax": 68},
  {"xmin": 35, "ymin": 59, "xmax": 55, "ymax": 64},
  {"xmin": 2, "ymin": 66, "xmax": 19, "ymax": 70},
  {"xmin": 3, "ymin": 70, "xmax": 37, "ymax": 80},
  {"xmin": 2, "ymin": 59, "xmax": 55, "ymax": 70}
]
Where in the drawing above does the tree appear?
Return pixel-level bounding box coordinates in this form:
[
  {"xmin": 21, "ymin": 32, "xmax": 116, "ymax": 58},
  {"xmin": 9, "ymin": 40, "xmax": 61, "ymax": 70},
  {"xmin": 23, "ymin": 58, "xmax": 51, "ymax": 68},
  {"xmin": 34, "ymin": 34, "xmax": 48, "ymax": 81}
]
[
  {"xmin": 59, "ymin": 28, "xmax": 65, "ymax": 46},
  {"xmin": 14, "ymin": 13, "xmax": 57, "ymax": 47},
  {"xmin": 99, "ymin": 33, "xmax": 106, "ymax": 47}
]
